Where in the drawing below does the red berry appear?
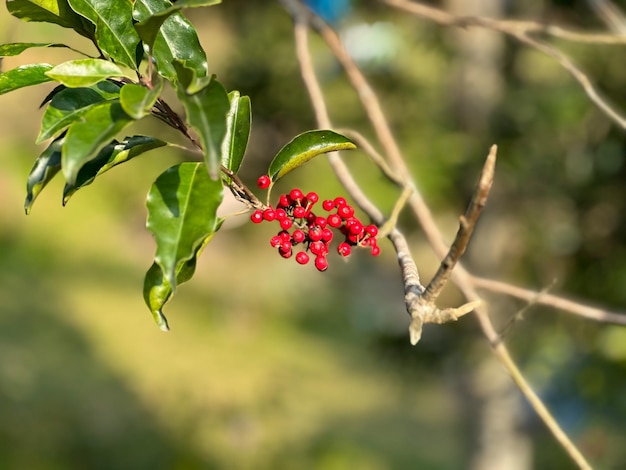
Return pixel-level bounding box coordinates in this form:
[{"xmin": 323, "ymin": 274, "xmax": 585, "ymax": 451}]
[
  {"xmin": 293, "ymin": 206, "xmax": 306, "ymax": 218},
  {"xmin": 292, "ymin": 229, "xmax": 306, "ymax": 244},
  {"xmin": 310, "ymin": 240, "xmax": 327, "ymax": 255},
  {"xmin": 278, "ymin": 194, "xmax": 291, "ymax": 208},
  {"xmin": 306, "ymin": 212, "xmax": 317, "ymax": 224},
  {"xmin": 308, "ymin": 226, "xmax": 323, "ymax": 241},
  {"xmin": 327, "ymin": 214, "xmax": 342, "ymax": 228},
  {"xmin": 337, "ymin": 205, "xmax": 354, "ymax": 219},
  {"xmin": 279, "ymin": 231, "xmax": 291, "ymax": 242},
  {"xmin": 275, "ymin": 208, "xmax": 287, "ymax": 220},
  {"xmin": 365, "ymin": 225, "xmax": 379, "ymax": 237},
  {"xmin": 322, "ymin": 199, "xmax": 335, "ymax": 211},
  {"xmin": 337, "ymin": 242, "xmax": 351, "ymax": 257},
  {"xmin": 348, "ymin": 221, "xmax": 364, "ymax": 236},
  {"xmin": 305, "ymin": 192, "xmax": 319, "ymax": 204},
  {"xmin": 315, "ymin": 256, "xmax": 329, "ymax": 272},
  {"xmin": 280, "ymin": 249, "xmax": 293, "ymax": 259},
  {"xmin": 280, "ymin": 241, "xmax": 292, "ymax": 253},
  {"xmin": 270, "ymin": 235, "xmax": 282, "ymax": 247},
  {"xmin": 371, "ymin": 245, "xmax": 381, "ymax": 256},
  {"xmin": 257, "ymin": 175, "xmax": 271, "ymax": 189},
  {"xmin": 321, "ymin": 228, "xmax": 333, "ymax": 242},
  {"xmin": 263, "ymin": 208, "xmax": 276, "ymax": 221},
  {"xmin": 333, "ymin": 197, "xmax": 347, "ymax": 207},
  {"xmin": 290, "ymin": 188, "xmax": 304, "ymax": 201},
  {"xmin": 250, "ymin": 210, "xmax": 263, "ymax": 224},
  {"xmin": 296, "ymin": 252, "xmax": 310, "ymax": 265},
  {"xmin": 280, "ymin": 218, "xmax": 293, "ymax": 230},
  {"xmin": 315, "ymin": 216, "xmax": 327, "ymax": 228}
]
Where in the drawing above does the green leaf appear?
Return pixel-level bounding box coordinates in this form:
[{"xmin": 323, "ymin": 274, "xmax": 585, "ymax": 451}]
[
  {"xmin": 63, "ymin": 135, "xmax": 166, "ymax": 203},
  {"xmin": 146, "ymin": 162, "xmax": 224, "ymax": 293},
  {"xmin": 175, "ymin": 75, "xmax": 230, "ymax": 179},
  {"xmin": 6, "ymin": 0, "xmax": 95, "ymax": 39},
  {"xmin": 62, "ymin": 100, "xmax": 133, "ymax": 184},
  {"xmin": 0, "ymin": 42, "xmax": 69, "ymax": 57},
  {"xmin": 268, "ymin": 130, "xmax": 357, "ymax": 182},
  {"xmin": 24, "ymin": 136, "xmax": 64, "ymax": 214},
  {"xmin": 221, "ymin": 91, "xmax": 251, "ymax": 175},
  {"xmin": 66, "ymin": 0, "xmax": 141, "ymax": 69},
  {"xmin": 45, "ymin": 58, "xmax": 126, "ymax": 88},
  {"xmin": 0, "ymin": 63, "xmax": 54, "ymax": 95},
  {"xmin": 133, "ymin": 0, "xmax": 208, "ymax": 82},
  {"xmin": 143, "ymin": 222, "xmax": 220, "ymax": 331},
  {"xmin": 119, "ymin": 80, "xmax": 162, "ymax": 120},
  {"xmin": 134, "ymin": 0, "xmax": 221, "ymax": 52},
  {"xmin": 37, "ymin": 80, "xmax": 122, "ymax": 143}
]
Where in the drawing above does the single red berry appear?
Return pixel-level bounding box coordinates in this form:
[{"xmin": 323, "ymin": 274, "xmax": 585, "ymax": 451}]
[
  {"xmin": 250, "ymin": 210, "xmax": 263, "ymax": 224},
  {"xmin": 280, "ymin": 249, "xmax": 293, "ymax": 259},
  {"xmin": 290, "ymin": 188, "xmax": 304, "ymax": 202},
  {"xmin": 337, "ymin": 242, "xmax": 351, "ymax": 257},
  {"xmin": 306, "ymin": 212, "xmax": 317, "ymax": 224},
  {"xmin": 322, "ymin": 199, "xmax": 335, "ymax": 211},
  {"xmin": 315, "ymin": 216, "xmax": 327, "ymax": 228},
  {"xmin": 371, "ymin": 245, "xmax": 381, "ymax": 256},
  {"xmin": 280, "ymin": 218, "xmax": 293, "ymax": 230},
  {"xmin": 257, "ymin": 175, "xmax": 271, "ymax": 189},
  {"xmin": 293, "ymin": 206, "xmax": 306, "ymax": 218},
  {"xmin": 308, "ymin": 226, "xmax": 323, "ymax": 241},
  {"xmin": 315, "ymin": 255, "xmax": 329, "ymax": 272},
  {"xmin": 305, "ymin": 192, "xmax": 319, "ymax": 204},
  {"xmin": 348, "ymin": 221, "xmax": 364, "ymax": 236},
  {"xmin": 292, "ymin": 229, "xmax": 306, "ymax": 244},
  {"xmin": 280, "ymin": 241, "xmax": 292, "ymax": 253},
  {"xmin": 327, "ymin": 214, "xmax": 342, "ymax": 228},
  {"xmin": 365, "ymin": 225, "xmax": 379, "ymax": 237},
  {"xmin": 337, "ymin": 205, "xmax": 354, "ymax": 219},
  {"xmin": 279, "ymin": 231, "xmax": 292, "ymax": 242},
  {"xmin": 321, "ymin": 228, "xmax": 333, "ymax": 242},
  {"xmin": 278, "ymin": 194, "xmax": 291, "ymax": 208},
  {"xmin": 263, "ymin": 208, "xmax": 276, "ymax": 221},
  {"xmin": 310, "ymin": 240, "xmax": 327, "ymax": 255},
  {"xmin": 295, "ymin": 252, "xmax": 310, "ymax": 265},
  {"xmin": 333, "ymin": 197, "xmax": 347, "ymax": 207},
  {"xmin": 275, "ymin": 208, "xmax": 287, "ymax": 220},
  {"xmin": 270, "ymin": 235, "xmax": 282, "ymax": 247}
]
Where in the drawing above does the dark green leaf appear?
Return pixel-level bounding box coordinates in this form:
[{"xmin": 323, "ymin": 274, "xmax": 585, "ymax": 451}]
[
  {"xmin": 133, "ymin": 0, "xmax": 208, "ymax": 82},
  {"xmin": 221, "ymin": 91, "xmax": 251, "ymax": 175},
  {"xmin": 143, "ymin": 222, "xmax": 221, "ymax": 331},
  {"xmin": 63, "ymin": 135, "xmax": 166, "ymax": 203},
  {"xmin": 66, "ymin": 0, "xmax": 141, "ymax": 69},
  {"xmin": 119, "ymin": 80, "xmax": 162, "ymax": 120},
  {"xmin": 62, "ymin": 100, "xmax": 133, "ymax": 184},
  {"xmin": 268, "ymin": 130, "xmax": 357, "ymax": 182},
  {"xmin": 37, "ymin": 80, "xmax": 122, "ymax": 143},
  {"xmin": 175, "ymin": 75, "xmax": 230, "ymax": 179},
  {"xmin": 0, "ymin": 63, "xmax": 54, "ymax": 95},
  {"xmin": 6, "ymin": 0, "xmax": 95, "ymax": 39},
  {"xmin": 24, "ymin": 136, "xmax": 64, "ymax": 214},
  {"xmin": 146, "ymin": 162, "xmax": 224, "ymax": 292},
  {"xmin": 46, "ymin": 58, "xmax": 127, "ymax": 87},
  {"xmin": 0, "ymin": 42, "xmax": 69, "ymax": 57}
]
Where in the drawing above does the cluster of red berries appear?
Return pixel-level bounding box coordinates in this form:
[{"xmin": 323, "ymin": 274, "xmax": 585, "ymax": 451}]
[{"xmin": 251, "ymin": 175, "xmax": 380, "ymax": 271}]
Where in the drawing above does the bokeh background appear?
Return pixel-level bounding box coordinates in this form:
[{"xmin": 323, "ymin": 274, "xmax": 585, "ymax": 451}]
[{"xmin": 1, "ymin": 0, "xmax": 626, "ymax": 468}]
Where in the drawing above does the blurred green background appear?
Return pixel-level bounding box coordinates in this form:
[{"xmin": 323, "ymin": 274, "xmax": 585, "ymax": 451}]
[{"xmin": 2, "ymin": 0, "xmax": 626, "ymax": 468}]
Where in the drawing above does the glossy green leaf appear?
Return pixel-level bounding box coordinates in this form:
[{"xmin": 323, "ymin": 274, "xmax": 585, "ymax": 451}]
[
  {"xmin": 146, "ymin": 162, "xmax": 224, "ymax": 293},
  {"xmin": 37, "ymin": 80, "xmax": 122, "ymax": 143},
  {"xmin": 268, "ymin": 130, "xmax": 357, "ymax": 182},
  {"xmin": 45, "ymin": 59, "xmax": 126, "ymax": 88},
  {"xmin": 143, "ymin": 221, "xmax": 221, "ymax": 331},
  {"xmin": 133, "ymin": 0, "xmax": 208, "ymax": 82},
  {"xmin": 66, "ymin": 0, "xmax": 141, "ymax": 69},
  {"xmin": 6, "ymin": 0, "xmax": 95, "ymax": 39},
  {"xmin": 221, "ymin": 91, "xmax": 251, "ymax": 175},
  {"xmin": 63, "ymin": 135, "xmax": 166, "ymax": 203},
  {"xmin": 0, "ymin": 42, "xmax": 69, "ymax": 56},
  {"xmin": 24, "ymin": 136, "xmax": 64, "ymax": 214},
  {"xmin": 0, "ymin": 63, "xmax": 54, "ymax": 95},
  {"xmin": 62, "ymin": 100, "xmax": 133, "ymax": 184},
  {"xmin": 175, "ymin": 74, "xmax": 230, "ymax": 179},
  {"xmin": 134, "ymin": 0, "xmax": 220, "ymax": 51},
  {"xmin": 119, "ymin": 81, "xmax": 162, "ymax": 120}
]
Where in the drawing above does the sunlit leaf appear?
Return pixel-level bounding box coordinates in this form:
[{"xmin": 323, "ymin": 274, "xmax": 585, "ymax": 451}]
[
  {"xmin": 268, "ymin": 130, "xmax": 356, "ymax": 182},
  {"xmin": 175, "ymin": 73, "xmax": 230, "ymax": 179},
  {"xmin": 37, "ymin": 80, "xmax": 122, "ymax": 143},
  {"xmin": 66, "ymin": 0, "xmax": 141, "ymax": 69},
  {"xmin": 0, "ymin": 63, "xmax": 54, "ymax": 95},
  {"xmin": 119, "ymin": 80, "xmax": 162, "ymax": 120},
  {"xmin": 62, "ymin": 100, "xmax": 133, "ymax": 184},
  {"xmin": 143, "ymin": 222, "xmax": 221, "ymax": 331},
  {"xmin": 63, "ymin": 135, "xmax": 167, "ymax": 203},
  {"xmin": 24, "ymin": 136, "xmax": 64, "ymax": 214},
  {"xmin": 0, "ymin": 42, "xmax": 69, "ymax": 56},
  {"xmin": 133, "ymin": 0, "xmax": 208, "ymax": 82},
  {"xmin": 146, "ymin": 162, "xmax": 224, "ymax": 293},
  {"xmin": 221, "ymin": 91, "xmax": 251, "ymax": 175},
  {"xmin": 45, "ymin": 58, "xmax": 126, "ymax": 88},
  {"xmin": 6, "ymin": 0, "xmax": 95, "ymax": 39}
]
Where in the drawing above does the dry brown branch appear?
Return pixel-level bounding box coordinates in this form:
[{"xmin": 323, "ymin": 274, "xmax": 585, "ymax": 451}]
[
  {"xmin": 473, "ymin": 276, "xmax": 626, "ymax": 326},
  {"xmin": 383, "ymin": 0, "xmax": 626, "ymax": 131}
]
